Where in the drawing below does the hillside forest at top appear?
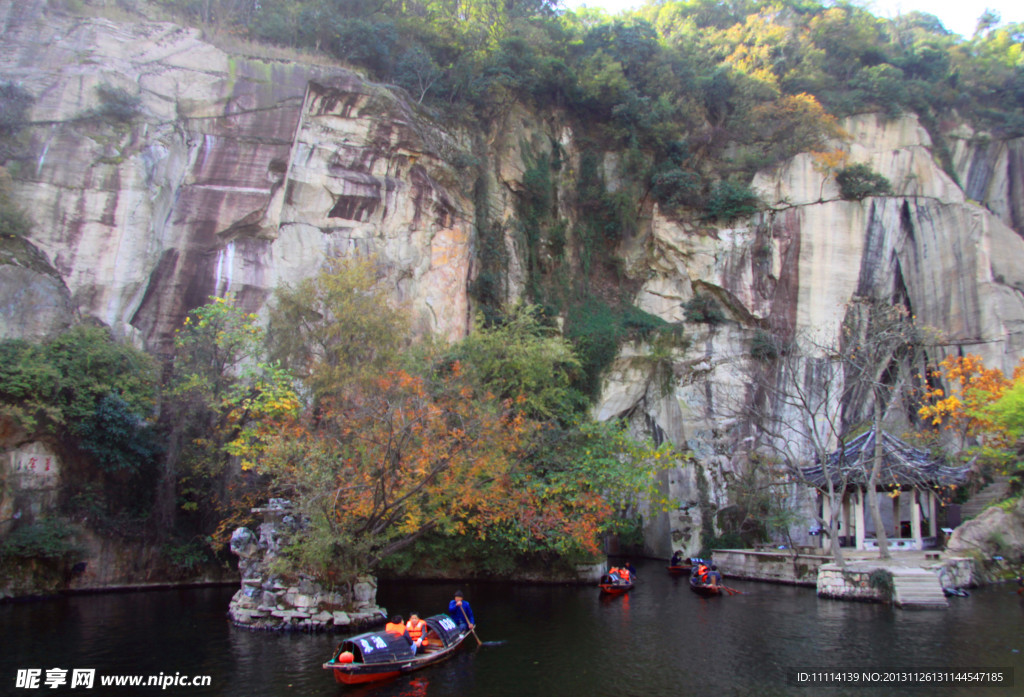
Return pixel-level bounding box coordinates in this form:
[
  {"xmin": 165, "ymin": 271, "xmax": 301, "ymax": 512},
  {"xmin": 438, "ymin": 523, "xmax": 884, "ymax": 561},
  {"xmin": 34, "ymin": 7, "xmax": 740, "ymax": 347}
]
[{"xmin": 159, "ymin": 0, "xmax": 1024, "ymax": 161}]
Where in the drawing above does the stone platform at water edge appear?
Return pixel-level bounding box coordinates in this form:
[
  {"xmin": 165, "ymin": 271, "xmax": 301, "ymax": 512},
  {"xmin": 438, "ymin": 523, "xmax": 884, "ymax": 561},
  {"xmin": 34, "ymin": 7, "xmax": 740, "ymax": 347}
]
[{"xmin": 715, "ymin": 548, "xmax": 973, "ymax": 609}]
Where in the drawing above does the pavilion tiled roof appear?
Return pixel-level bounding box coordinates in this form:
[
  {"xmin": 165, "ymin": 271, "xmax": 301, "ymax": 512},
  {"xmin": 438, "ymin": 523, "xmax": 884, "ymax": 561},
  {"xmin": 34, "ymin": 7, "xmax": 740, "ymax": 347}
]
[{"xmin": 799, "ymin": 428, "xmax": 969, "ymax": 490}]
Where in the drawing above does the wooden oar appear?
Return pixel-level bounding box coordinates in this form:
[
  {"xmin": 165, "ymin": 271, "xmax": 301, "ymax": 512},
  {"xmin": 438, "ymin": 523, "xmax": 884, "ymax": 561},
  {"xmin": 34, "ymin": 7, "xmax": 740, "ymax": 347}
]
[
  {"xmin": 718, "ymin": 585, "xmax": 745, "ymax": 595},
  {"xmin": 458, "ymin": 603, "xmax": 482, "ymax": 647}
]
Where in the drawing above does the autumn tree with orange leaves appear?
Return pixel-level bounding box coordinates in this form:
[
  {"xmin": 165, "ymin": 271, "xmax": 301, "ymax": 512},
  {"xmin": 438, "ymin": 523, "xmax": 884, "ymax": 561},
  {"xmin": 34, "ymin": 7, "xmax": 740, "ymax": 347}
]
[
  {"xmin": 256, "ymin": 363, "xmax": 666, "ymax": 583},
  {"xmin": 918, "ymin": 355, "xmax": 1024, "ymax": 445},
  {"xmin": 919, "ymin": 354, "xmax": 1024, "ymax": 483},
  {"xmin": 254, "ymin": 366, "xmax": 528, "ymax": 581}
]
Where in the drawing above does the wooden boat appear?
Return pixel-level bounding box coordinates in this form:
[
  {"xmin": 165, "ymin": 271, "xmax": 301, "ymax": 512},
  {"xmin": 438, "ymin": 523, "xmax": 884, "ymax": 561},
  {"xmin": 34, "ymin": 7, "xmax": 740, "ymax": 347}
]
[
  {"xmin": 689, "ymin": 575, "xmax": 722, "ymax": 596},
  {"xmin": 667, "ymin": 563, "xmax": 692, "ymax": 576},
  {"xmin": 598, "ymin": 573, "xmax": 633, "ymax": 595},
  {"xmin": 323, "ymin": 613, "xmax": 470, "ymax": 685}
]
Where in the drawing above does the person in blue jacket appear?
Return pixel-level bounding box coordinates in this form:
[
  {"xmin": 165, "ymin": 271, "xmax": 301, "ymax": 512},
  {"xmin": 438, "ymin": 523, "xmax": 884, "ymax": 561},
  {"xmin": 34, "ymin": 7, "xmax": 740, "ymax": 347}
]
[{"xmin": 448, "ymin": 590, "xmax": 475, "ymax": 629}]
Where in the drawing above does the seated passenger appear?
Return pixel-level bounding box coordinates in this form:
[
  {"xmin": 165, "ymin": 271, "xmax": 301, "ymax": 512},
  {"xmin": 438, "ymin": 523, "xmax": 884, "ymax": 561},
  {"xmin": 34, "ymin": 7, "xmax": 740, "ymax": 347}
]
[
  {"xmin": 385, "ymin": 615, "xmax": 413, "ymax": 648},
  {"xmin": 406, "ymin": 613, "xmax": 427, "ymax": 653},
  {"xmin": 706, "ymin": 564, "xmax": 723, "ymax": 588}
]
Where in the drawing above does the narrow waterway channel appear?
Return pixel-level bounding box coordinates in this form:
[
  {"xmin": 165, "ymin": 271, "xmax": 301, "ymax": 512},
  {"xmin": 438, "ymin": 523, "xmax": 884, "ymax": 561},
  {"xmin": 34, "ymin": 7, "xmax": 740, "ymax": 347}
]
[{"xmin": 3, "ymin": 559, "xmax": 1022, "ymax": 696}]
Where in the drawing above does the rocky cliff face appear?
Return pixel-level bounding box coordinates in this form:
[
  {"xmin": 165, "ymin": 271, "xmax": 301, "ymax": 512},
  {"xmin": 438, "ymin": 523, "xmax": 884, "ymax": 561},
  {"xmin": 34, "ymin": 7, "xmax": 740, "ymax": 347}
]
[
  {"xmin": 605, "ymin": 114, "xmax": 1024, "ymax": 556},
  {"xmin": 3, "ymin": 2, "xmax": 1024, "ymax": 565},
  {"xmin": 1, "ymin": 0, "xmax": 474, "ymax": 352}
]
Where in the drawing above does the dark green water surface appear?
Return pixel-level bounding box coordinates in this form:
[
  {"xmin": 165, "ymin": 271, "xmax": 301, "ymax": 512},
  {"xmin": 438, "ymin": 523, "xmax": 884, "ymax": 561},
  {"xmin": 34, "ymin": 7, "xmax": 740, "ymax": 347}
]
[{"xmin": 2, "ymin": 559, "xmax": 1022, "ymax": 696}]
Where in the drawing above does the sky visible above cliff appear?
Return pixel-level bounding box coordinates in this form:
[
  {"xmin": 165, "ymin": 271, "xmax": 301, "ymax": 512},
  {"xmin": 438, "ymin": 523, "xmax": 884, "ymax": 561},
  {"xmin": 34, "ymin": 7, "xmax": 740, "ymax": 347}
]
[{"xmin": 561, "ymin": 0, "xmax": 1023, "ymax": 39}]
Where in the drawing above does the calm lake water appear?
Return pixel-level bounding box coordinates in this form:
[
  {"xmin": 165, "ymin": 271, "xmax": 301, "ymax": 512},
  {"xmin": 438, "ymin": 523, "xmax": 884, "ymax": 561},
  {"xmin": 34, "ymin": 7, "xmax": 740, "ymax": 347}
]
[{"xmin": 2, "ymin": 559, "xmax": 1022, "ymax": 696}]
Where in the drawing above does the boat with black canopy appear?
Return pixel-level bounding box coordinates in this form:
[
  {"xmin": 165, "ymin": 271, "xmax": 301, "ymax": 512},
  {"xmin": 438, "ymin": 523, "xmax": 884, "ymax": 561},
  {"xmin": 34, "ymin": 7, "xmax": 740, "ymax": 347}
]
[
  {"xmin": 323, "ymin": 613, "xmax": 470, "ymax": 685},
  {"xmin": 598, "ymin": 568, "xmax": 634, "ymax": 595}
]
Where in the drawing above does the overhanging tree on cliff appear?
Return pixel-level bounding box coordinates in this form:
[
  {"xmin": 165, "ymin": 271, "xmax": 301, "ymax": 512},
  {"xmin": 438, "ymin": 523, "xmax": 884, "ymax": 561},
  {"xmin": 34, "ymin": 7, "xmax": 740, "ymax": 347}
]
[
  {"xmin": 739, "ymin": 330, "xmax": 856, "ymax": 567},
  {"xmin": 739, "ymin": 299, "xmax": 931, "ymax": 563},
  {"xmin": 838, "ymin": 298, "xmax": 929, "ymax": 559}
]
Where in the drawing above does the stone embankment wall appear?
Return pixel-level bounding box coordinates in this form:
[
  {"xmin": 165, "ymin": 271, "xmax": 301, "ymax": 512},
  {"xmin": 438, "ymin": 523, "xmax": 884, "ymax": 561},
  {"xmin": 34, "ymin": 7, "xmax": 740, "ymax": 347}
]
[
  {"xmin": 816, "ymin": 564, "xmax": 888, "ymax": 602},
  {"xmin": 816, "ymin": 557, "xmax": 974, "ymax": 603},
  {"xmin": 227, "ymin": 500, "xmax": 384, "ymax": 632},
  {"xmin": 714, "ymin": 548, "xmax": 829, "ymax": 586}
]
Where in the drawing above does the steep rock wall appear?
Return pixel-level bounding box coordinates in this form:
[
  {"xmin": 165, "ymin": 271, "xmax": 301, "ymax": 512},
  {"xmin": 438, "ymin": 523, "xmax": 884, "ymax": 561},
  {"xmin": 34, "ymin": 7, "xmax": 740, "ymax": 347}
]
[
  {"xmin": 599, "ymin": 114, "xmax": 1024, "ymax": 557},
  {"xmin": 3, "ymin": 5, "xmax": 1024, "ymax": 565},
  {"xmin": 1, "ymin": 1, "xmax": 475, "ymax": 350}
]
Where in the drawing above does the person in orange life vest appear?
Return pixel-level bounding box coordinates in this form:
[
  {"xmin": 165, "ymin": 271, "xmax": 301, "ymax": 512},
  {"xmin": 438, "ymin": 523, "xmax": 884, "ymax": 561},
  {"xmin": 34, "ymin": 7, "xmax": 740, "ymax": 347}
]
[
  {"xmin": 696, "ymin": 562, "xmax": 709, "ymax": 583},
  {"xmin": 406, "ymin": 613, "xmax": 428, "ymax": 653},
  {"xmin": 618, "ymin": 566, "xmax": 631, "ymax": 583},
  {"xmin": 385, "ymin": 615, "xmax": 413, "ymax": 649},
  {"xmin": 607, "ymin": 566, "xmax": 621, "ymax": 583}
]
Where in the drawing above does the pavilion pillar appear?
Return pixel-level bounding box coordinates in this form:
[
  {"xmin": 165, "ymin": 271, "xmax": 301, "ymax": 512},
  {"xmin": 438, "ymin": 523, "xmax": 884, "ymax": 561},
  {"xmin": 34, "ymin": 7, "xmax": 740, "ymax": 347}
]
[
  {"xmin": 822, "ymin": 493, "xmax": 832, "ymax": 550},
  {"xmin": 842, "ymin": 495, "xmax": 851, "ymax": 548},
  {"xmin": 911, "ymin": 489, "xmax": 922, "ymax": 549},
  {"xmin": 855, "ymin": 488, "xmax": 865, "ymax": 550},
  {"xmin": 928, "ymin": 490, "xmax": 937, "ymax": 539},
  {"xmin": 891, "ymin": 492, "xmax": 900, "ymax": 539}
]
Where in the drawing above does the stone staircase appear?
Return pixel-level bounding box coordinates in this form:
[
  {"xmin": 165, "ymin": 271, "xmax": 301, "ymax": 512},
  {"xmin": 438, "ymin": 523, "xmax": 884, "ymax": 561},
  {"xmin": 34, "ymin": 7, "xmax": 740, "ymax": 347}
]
[
  {"xmin": 961, "ymin": 476, "xmax": 1012, "ymax": 519},
  {"xmin": 891, "ymin": 569, "xmax": 948, "ymax": 609}
]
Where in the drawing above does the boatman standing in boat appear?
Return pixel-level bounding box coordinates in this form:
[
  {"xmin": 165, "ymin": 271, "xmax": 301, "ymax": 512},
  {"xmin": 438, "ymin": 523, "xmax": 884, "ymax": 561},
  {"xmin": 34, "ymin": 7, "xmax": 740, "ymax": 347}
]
[{"xmin": 448, "ymin": 590, "xmax": 476, "ymax": 630}]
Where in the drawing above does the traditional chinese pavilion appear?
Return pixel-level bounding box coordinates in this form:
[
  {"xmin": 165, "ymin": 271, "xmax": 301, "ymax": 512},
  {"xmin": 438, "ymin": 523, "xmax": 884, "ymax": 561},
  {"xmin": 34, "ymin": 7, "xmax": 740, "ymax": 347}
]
[{"xmin": 800, "ymin": 428, "xmax": 969, "ymax": 551}]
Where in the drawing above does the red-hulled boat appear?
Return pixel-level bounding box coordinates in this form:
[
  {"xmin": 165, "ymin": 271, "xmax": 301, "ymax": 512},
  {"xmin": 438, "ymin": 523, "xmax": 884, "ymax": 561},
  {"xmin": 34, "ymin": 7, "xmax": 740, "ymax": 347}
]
[
  {"xmin": 598, "ymin": 573, "xmax": 633, "ymax": 595},
  {"xmin": 323, "ymin": 614, "xmax": 470, "ymax": 685}
]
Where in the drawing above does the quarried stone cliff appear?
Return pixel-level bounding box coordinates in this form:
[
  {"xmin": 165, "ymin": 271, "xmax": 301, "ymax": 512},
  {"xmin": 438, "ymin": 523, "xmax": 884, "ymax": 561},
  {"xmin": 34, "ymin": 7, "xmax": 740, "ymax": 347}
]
[{"xmin": 3, "ymin": 2, "xmax": 1024, "ymax": 571}]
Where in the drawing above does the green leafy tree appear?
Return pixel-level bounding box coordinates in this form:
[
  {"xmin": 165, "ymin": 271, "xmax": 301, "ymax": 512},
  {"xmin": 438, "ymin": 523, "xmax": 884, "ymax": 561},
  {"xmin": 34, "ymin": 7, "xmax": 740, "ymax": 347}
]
[
  {"xmin": 835, "ymin": 163, "xmax": 892, "ymax": 200},
  {"xmin": 703, "ymin": 180, "xmax": 760, "ymax": 221},
  {"xmin": 0, "ymin": 326, "xmax": 159, "ymax": 521},
  {"xmin": 0, "ymin": 325, "xmax": 156, "ymax": 435},
  {"xmin": 267, "ymin": 257, "xmax": 410, "ymax": 403},
  {"xmin": 165, "ymin": 295, "xmax": 298, "ymax": 532},
  {"xmin": 450, "ymin": 304, "xmax": 586, "ymax": 423}
]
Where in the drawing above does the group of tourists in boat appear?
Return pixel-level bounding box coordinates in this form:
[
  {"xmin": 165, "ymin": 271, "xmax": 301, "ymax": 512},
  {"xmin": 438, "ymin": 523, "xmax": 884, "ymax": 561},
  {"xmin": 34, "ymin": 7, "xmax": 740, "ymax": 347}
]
[
  {"xmin": 598, "ymin": 562, "xmax": 637, "ymax": 594},
  {"xmin": 665, "ymin": 550, "xmax": 731, "ymax": 595},
  {"xmin": 687, "ymin": 558, "xmax": 725, "ymax": 596},
  {"xmin": 323, "ymin": 590, "xmax": 477, "ymax": 685}
]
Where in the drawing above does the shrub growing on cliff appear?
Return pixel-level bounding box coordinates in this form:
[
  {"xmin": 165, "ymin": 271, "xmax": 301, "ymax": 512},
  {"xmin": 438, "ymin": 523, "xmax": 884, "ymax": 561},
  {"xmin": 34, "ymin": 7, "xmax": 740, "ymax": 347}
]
[
  {"xmin": 703, "ymin": 180, "xmax": 761, "ymax": 222},
  {"xmin": 684, "ymin": 293, "xmax": 726, "ymax": 325},
  {"xmin": 750, "ymin": 329, "xmax": 790, "ymax": 361},
  {"xmin": 0, "ymin": 518, "xmax": 81, "ymax": 561},
  {"xmin": 0, "ymin": 169, "xmax": 31, "ymax": 238},
  {"xmin": 0, "ymin": 326, "xmax": 156, "ymax": 435},
  {"xmin": 835, "ymin": 163, "xmax": 892, "ymax": 200},
  {"xmin": 0, "ymin": 81, "xmax": 33, "ymax": 137},
  {"xmin": 92, "ymin": 84, "xmax": 142, "ymax": 124},
  {"xmin": 449, "ymin": 304, "xmax": 587, "ymax": 424}
]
